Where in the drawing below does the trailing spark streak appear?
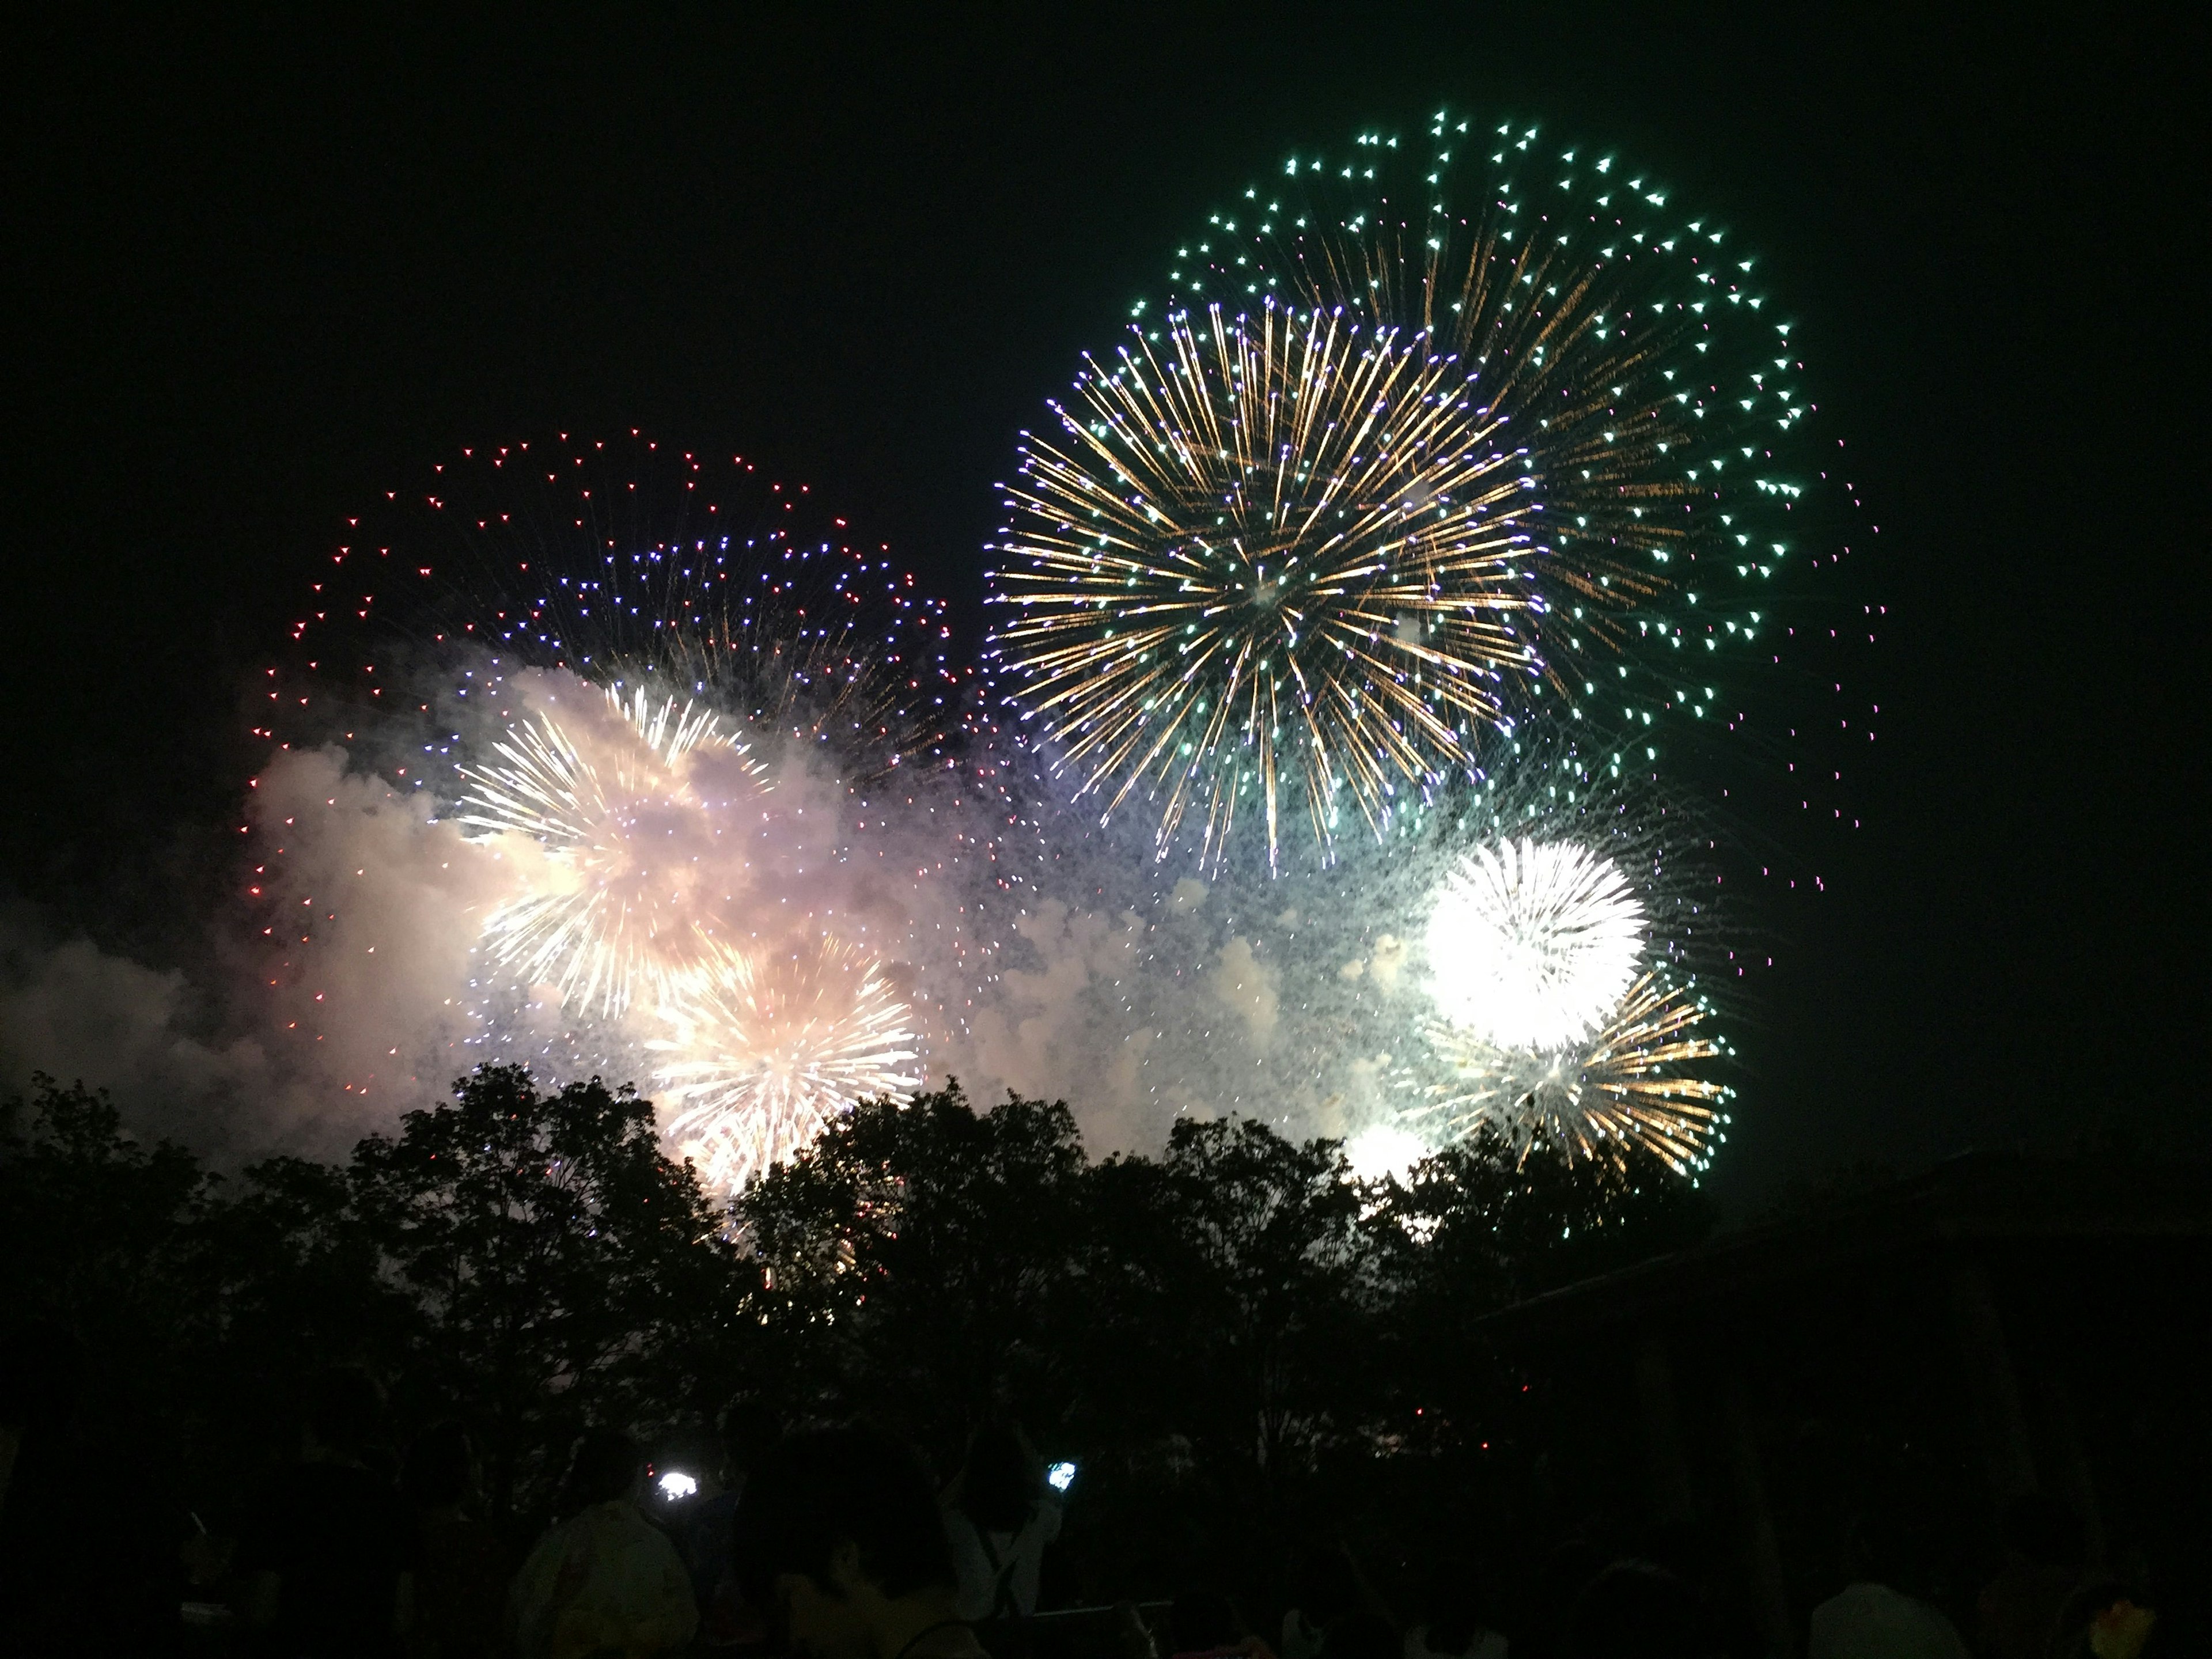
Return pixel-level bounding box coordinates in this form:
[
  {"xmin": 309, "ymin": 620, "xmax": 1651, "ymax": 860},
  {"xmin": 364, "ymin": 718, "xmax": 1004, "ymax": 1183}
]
[
  {"xmin": 650, "ymin": 934, "xmax": 921, "ymax": 1193},
  {"xmin": 994, "ymin": 304, "xmax": 1546, "ymax": 868},
  {"xmin": 992, "ymin": 109, "xmax": 1850, "ymax": 870},
  {"xmin": 458, "ymin": 685, "xmax": 767, "ymax": 1017},
  {"xmin": 1412, "ymin": 971, "xmax": 1729, "ymax": 1172}
]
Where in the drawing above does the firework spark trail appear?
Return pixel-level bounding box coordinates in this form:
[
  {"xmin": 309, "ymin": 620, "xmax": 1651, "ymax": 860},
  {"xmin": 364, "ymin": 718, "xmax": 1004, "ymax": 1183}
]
[
  {"xmin": 1425, "ymin": 836, "xmax": 1646, "ymax": 1048},
  {"xmin": 274, "ymin": 434, "xmax": 976, "ymax": 786},
  {"xmin": 649, "ymin": 933, "xmax": 921, "ymax": 1193},
  {"xmin": 247, "ymin": 434, "xmax": 1048, "ymax": 1173},
  {"xmin": 218, "ymin": 243, "xmax": 1809, "ymax": 1185},
  {"xmin": 994, "ymin": 304, "xmax": 1548, "ymax": 866},
  {"xmin": 941, "ymin": 710, "xmax": 1745, "ymax": 1165},
  {"xmin": 1411, "ymin": 970, "xmax": 1730, "ymax": 1172},
  {"xmin": 456, "ymin": 684, "xmax": 768, "ymax": 1019},
  {"xmin": 992, "ymin": 111, "xmax": 1850, "ymax": 868}
]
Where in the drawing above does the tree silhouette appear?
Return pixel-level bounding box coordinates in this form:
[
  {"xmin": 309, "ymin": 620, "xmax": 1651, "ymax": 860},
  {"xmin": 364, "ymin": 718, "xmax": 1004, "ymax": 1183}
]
[
  {"xmin": 734, "ymin": 1082, "xmax": 1093, "ymax": 1457},
  {"xmin": 3, "ymin": 1060, "xmax": 1718, "ymax": 1578},
  {"xmin": 347, "ymin": 1063, "xmax": 746, "ymax": 1512}
]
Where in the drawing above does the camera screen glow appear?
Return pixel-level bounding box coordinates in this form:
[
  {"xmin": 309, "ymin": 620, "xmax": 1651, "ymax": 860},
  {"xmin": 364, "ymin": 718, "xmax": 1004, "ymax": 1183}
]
[
  {"xmin": 657, "ymin": 1469, "xmax": 700, "ymax": 1500},
  {"xmin": 1046, "ymin": 1461, "xmax": 1076, "ymax": 1493}
]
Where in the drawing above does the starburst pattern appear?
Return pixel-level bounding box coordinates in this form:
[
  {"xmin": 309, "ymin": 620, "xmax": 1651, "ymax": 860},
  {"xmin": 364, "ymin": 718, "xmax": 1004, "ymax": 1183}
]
[
  {"xmin": 274, "ymin": 433, "xmax": 973, "ymax": 783},
  {"xmin": 1412, "ymin": 971, "xmax": 1729, "ymax": 1172},
  {"xmin": 991, "ymin": 110, "xmax": 1830, "ymax": 866},
  {"xmin": 649, "ymin": 933, "xmax": 921, "ymax": 1193},
  {"xmin": 1425, "ymin": 837, "xmax": 1646, "ymax": 1048},
  {"xmin": 458, "ymin": 685, "xmax": 768, "ymax": 1017},
  {"xmin": 992, "ymin": 304, "xmax": 1550, "ymax": 865}
]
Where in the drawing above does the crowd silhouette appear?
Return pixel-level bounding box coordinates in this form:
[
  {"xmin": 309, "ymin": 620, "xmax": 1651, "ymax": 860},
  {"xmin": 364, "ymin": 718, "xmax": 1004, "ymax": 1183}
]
[{"xmin": 1, "ymin": 1066, "xmax": 2197, "ymax": 1657}]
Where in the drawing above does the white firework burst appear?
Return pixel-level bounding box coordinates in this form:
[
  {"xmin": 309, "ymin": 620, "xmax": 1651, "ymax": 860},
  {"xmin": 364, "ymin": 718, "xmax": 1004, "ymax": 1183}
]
[
  {"xmin": 459, "ymin": 684, "xmax": 768, "ymax": 1017},
  {"xmin": 649, "ymin": 933, "xmax": 921, "ymax": 1194},
  {"xmin": 1424, "ymin": 837, "xmax": 1646, "ymax": 1048}
]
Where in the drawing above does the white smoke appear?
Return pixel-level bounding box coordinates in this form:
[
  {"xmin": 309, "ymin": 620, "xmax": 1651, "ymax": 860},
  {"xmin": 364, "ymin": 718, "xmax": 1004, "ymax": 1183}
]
[
  {"xmin": 0, "ymin": 740, "xmax": 516, "ymax": 1153},
  {"xmin": 3, "ymin": 664, "xmax": 1696, "ymax": 1172},
  {"xmin": 0, "ymin": 934, "xmax": 272, "ymax": 1141}
]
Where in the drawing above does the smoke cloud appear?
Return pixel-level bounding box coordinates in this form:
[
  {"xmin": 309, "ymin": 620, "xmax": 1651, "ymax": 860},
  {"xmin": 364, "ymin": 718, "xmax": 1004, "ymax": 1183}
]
[{"xmin": 2, "ymin": 664, "xmax": 1528, "ymax": 1170}]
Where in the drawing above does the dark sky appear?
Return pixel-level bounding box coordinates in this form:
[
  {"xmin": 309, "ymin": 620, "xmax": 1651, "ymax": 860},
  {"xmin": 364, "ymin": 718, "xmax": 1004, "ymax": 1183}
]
[{"xmin": 4, "ymin": 9, "xmax": 2202, "ymax": 1204}]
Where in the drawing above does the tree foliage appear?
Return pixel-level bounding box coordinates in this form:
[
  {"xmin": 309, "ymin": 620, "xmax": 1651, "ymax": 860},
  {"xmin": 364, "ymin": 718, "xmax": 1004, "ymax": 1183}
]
[
  {"xmin": 734, "ymin": 1084, "xmax": 1094, "ymax": 1449},
  {"xmin": 347, "ymin": 1064, "xmax": 745, "ymax": 1508},
  {"xmin": 3, "ymin": 1065, "xmax": 1713, "ymax": 1573},
  {"xmin": 725, "ymin": 1084, "xmax": 1714, "ymax": 1603},
  {"xmin": 1, "ymin": 1065, "xmax": 751, "ymax": 1525}
]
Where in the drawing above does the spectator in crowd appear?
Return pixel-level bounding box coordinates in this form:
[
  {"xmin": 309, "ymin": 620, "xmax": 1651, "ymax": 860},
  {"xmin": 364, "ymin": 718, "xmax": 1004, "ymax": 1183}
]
[
  {"xmin": 1806, "ymin": 1511, "xmax": 1967, "ymax": 1659},
  {"xmin": 671, "ymin": 1399, "xmax": 777, "ymax": 1649},
  {"xmin": 397, "ymin": 1422, "xmax": 507, "ymax": 1659},
  {"xmin": 942, "ymin": 1422, "xmax": 1064, "ymax": 1621},
  {"xmin": 0, "ymin": 1365, "xmax": 21, "ymax": 1517},
  {"xmin": 1323, "ymin": 1613, "xmax": 1402, "ymax": 1659},
  {"xmin": 0, "ymin": 1327, "xmax": 75, "ymax": 1534},
  {"xmin": 507, "ymin": 1428, "xmax": 697, "ymax": 1659},
  {"xmin": 733, "ymin": 1425, "xmax": 990, "ymax": 1659},
  {"xmin": 2050, "ymin": 1581, "xmax": 2159, "ymax": 1659},
  {"xmin": 1113, "ymin": 1599, "xmax": 1164, "ymax": 1659},
  {"xmin": 1976, "ymin": 1494, "xmax": 2088, "ymax": 1659},
  {"xmin": 1405, "ymin": 1572, "xmax": 1508, "ymax": 1659},
  {"xmin": 1166, "ymin": 1589, "xmax": 1275, "ymax": 1659},
  {"xmin": 1280, "ymin": 1543, "xmax": 1363, "ymax": 1659},
  {"xmin": 233, "ymin": 1366, "xmax": 415, "ymax": 1658},
  {"xmin": 650, "ymin": 1421, "xmax": 730, "ymax": 1600},
  {"xmin": 1567, "ymin": 1560, "xmax": 1717, "ymax": 1659},
  {"xmin": 1509, "ymin": 1541, "xmax": 1609, "ymax": 1659}
]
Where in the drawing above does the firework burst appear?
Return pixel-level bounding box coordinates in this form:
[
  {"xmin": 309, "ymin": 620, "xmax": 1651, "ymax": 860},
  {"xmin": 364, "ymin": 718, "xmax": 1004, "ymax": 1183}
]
[
  {"xmin": 259, "ymin": 434, "xmax": 1032, "ymax": 1145},
  {"xmin": 1411, "ymin": 971, "xmax": 1729, "ymax": 1172},
  {"xmin": 991, "ymin": 304, "xmax": 1544, "ymax": 866},
  {"xmin": 457, "ymin": 684, "xmax": 769, "ymax": 1018},
  {"xmin": 992, "ymin": 111, "xmax": 1846, "ymax": 866},
  {"xmin": 1425, "ymin": 836, "xmax": 1646, "ymax": 1048},
  {"xmin": 274, "ymin": 433, "xmax": 971, "ymax": 783},
  {"xmin": 649, "ymin": 933, "xmax": 922, "ymax": 1193}
]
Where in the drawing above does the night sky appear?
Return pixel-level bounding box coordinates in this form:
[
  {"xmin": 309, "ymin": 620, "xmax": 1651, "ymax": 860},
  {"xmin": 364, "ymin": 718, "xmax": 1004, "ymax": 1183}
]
[{"xmin": 5, "ymin": 10, "xmax": 2200, "ymax": 1207}]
